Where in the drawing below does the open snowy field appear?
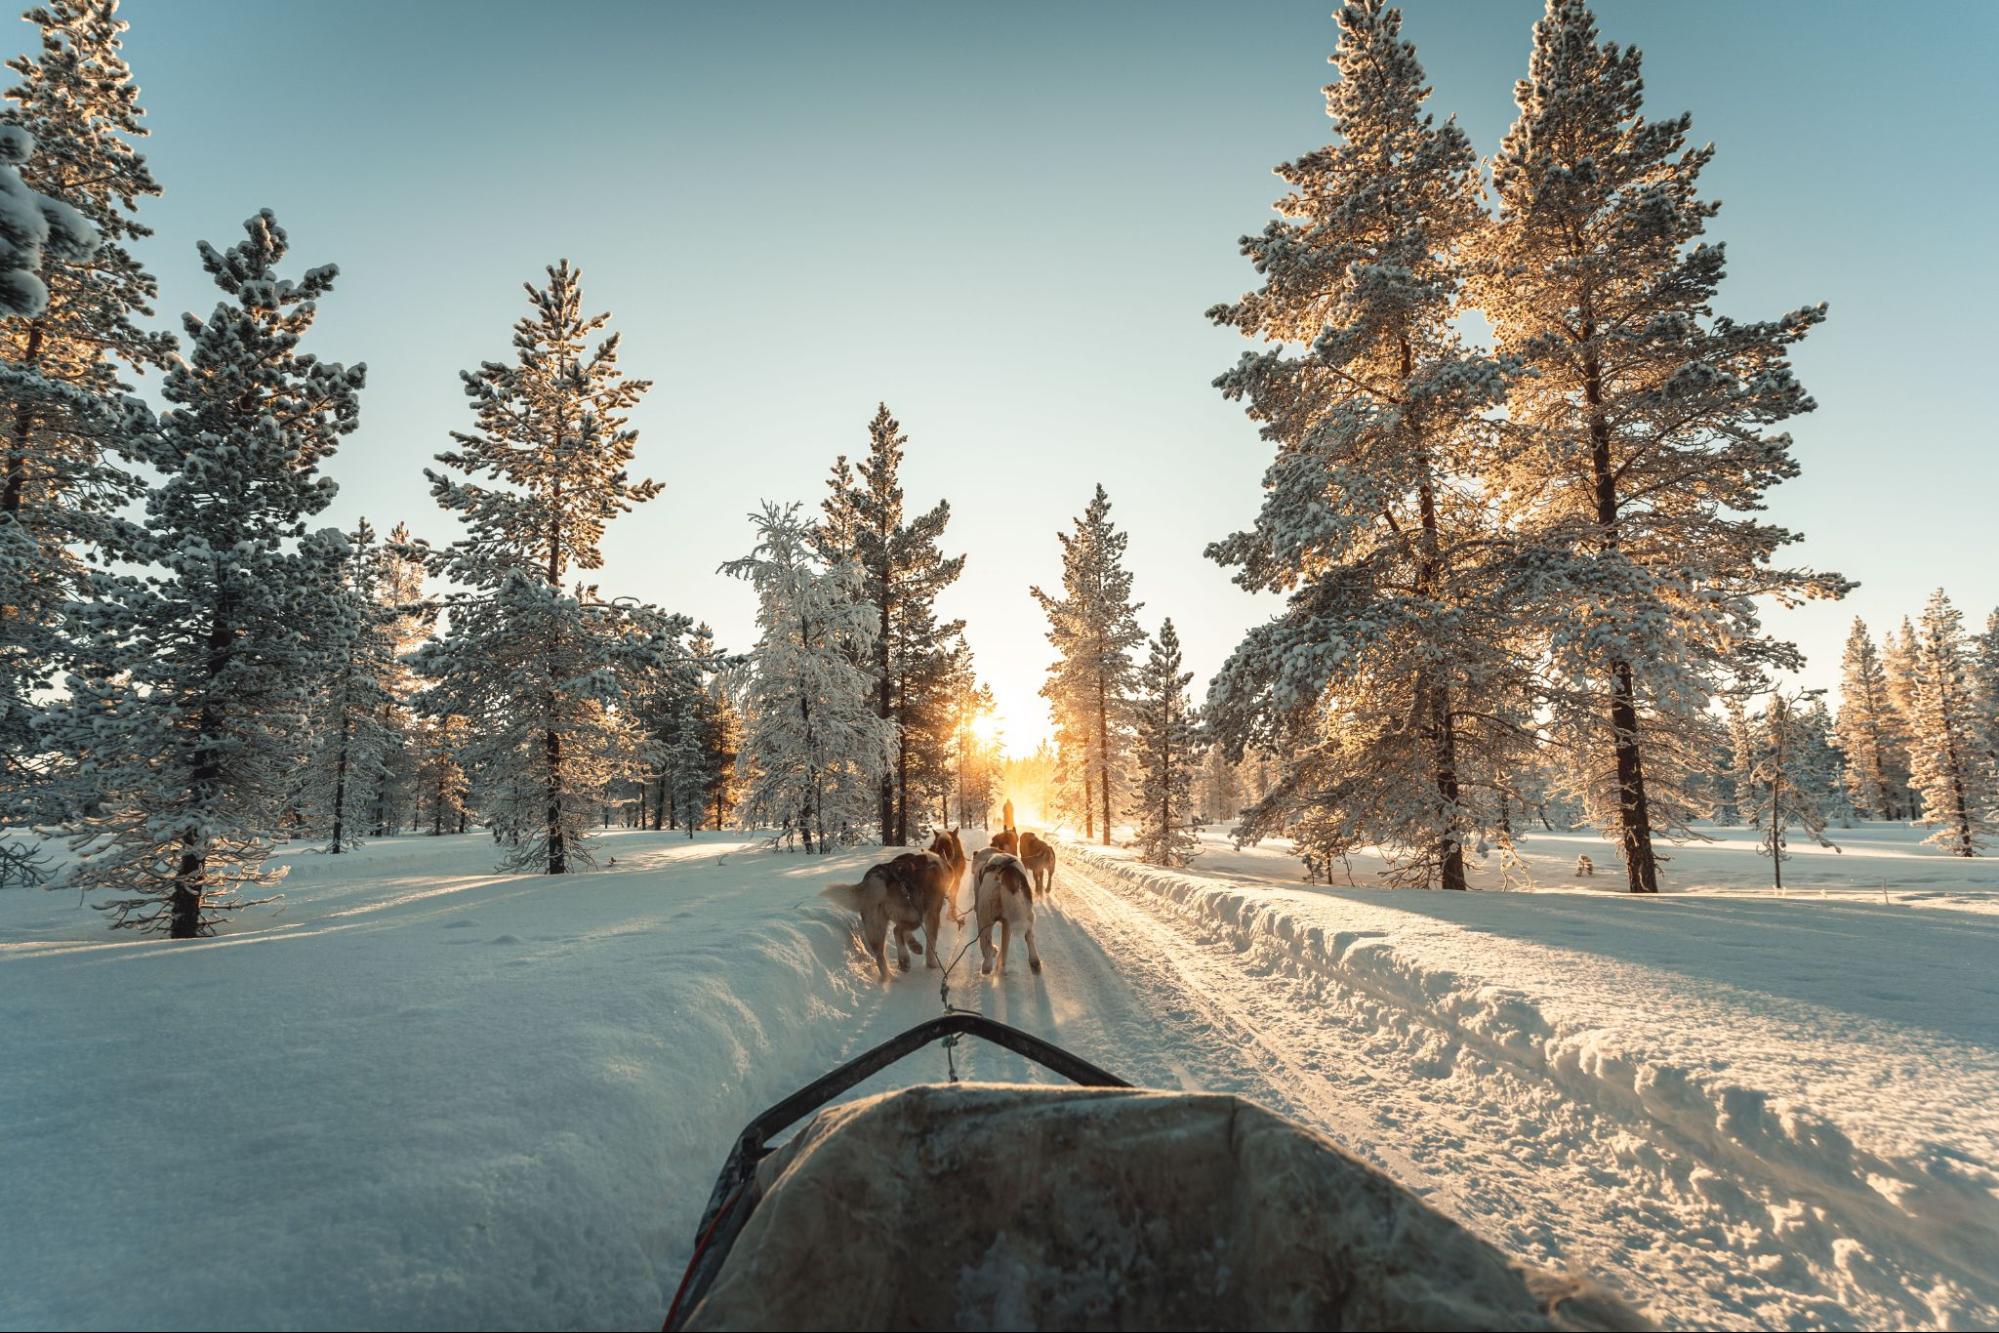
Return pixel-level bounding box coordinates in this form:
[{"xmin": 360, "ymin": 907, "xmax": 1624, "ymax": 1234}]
[{"xmin": 4, "ymin": 824, "xmax": 1997, "ymax": 1331}]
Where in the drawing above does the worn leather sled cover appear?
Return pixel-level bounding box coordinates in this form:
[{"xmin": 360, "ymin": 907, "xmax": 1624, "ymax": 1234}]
[{"xmin": 683, "ymin": 1083, "xmax": 1650, "ymax": 1332}]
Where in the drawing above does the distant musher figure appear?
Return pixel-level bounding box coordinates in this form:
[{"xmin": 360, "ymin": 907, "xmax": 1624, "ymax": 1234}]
[{"xmin": 1002, "ymin": 797, "xmax": 1016, "ymax": 841}]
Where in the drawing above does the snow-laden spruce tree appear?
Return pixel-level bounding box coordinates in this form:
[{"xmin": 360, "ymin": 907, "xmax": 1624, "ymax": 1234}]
[
  {"xmin": 1034, "ymin": 483, "xmax": 1145, "ymax": 846},
  {"xmin": 2, "ymin": 3, "xmax": 170, "ymax": 856},
  {"xmin": 1129, "ymin": 618, "xmax": 1204, "ymax": 867},
  {"xmin": 624, "ymin": 615, "xmax": 718, "ymax": 834},
  {"xmin": 299, "ymin": 519, "xmax": 406, "ymax": 854},
  {"xmin": 1971, "ymin": 609, "xmax": 1999, "ymax": 778},
  {"xmin": 45, "ymin": 212, "xmax": 363, "ymax": 935},
  {"xmin": 723, "ymin": 502, "xmax": 891, "ymax": 852},
  {"xmin": 1832, "ymin": 618, "xmax": 1909, "ymax": 820},
  {"xmin": 1906, "ymin": 591, "xmax": 1995, "ymax": 856},
  {"xmin": 1204, "ymin": 1, "xmax": 1523, "ymax": 890},
  {"xmin": 1471, "ymin": 0, "xmax": 1847, "ymax": 892},
  {"xmin": 420, "ymin": 261, "xmax": 659, "ymax": 874},
  {"xmin": 818, "ymin": 404, "xmax": 963, "ymax": 844},
  {"xmin": 1738, "ymin": 690, "xmax": 1840, "ymax": 890}
]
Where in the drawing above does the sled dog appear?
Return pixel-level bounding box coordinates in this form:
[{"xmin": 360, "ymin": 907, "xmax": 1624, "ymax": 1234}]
[
  {"xmin": 825, "ymin": 851, "xmax": 952, "ymax": 981},
  {"xmin": 989, "ymin": 828, "xmax": 1057, "ymax": 895},
  {"xmin": 971, "ymin": 847, "xmax": 1042, "ymax": 977}
]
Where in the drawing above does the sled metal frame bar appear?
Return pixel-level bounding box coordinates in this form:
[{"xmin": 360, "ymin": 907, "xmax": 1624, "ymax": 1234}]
[
  {"xmin": 665, "ymin": 1014, "xmax": 1128, "ymax": 1330},
  {"xmin": 700, "ymin": 1012, "xmax": 1127, "ymax": 1230}
]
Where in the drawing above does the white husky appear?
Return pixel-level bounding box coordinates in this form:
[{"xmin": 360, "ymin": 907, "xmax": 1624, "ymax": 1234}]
[{"xmin": 970, "ymin": 847, "xmax": 1042, "ymax": 977}]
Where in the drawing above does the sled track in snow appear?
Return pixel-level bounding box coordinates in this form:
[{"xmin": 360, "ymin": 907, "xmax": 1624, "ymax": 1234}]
[{"xmin": 1044, "ymin": 844, "xmax": 1998, "ymax": 1333}]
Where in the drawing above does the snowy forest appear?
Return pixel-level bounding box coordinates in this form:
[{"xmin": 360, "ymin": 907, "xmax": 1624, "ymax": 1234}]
[
  {"xmin": 4, "ymin": 0, "xmax": 1994, "ymax": 935},
  {"xmin": 4, "ymin": 4, "xmax": 1998, "ymax": 1330}
]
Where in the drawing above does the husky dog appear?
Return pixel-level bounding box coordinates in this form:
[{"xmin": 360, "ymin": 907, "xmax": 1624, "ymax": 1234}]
[
  {"xmin": 1576, "ymin": 855, "xmax": 1596, "ymax": 878},
  {"xmin": 928, "ymin": 829, "xmax": 968, "ymax": 920},
  {"xmin": 825, "ymin": 851, "xmax": 952, "ymax": 981},
  {"xmin": 989, "ymin": 828, "xmax": 1057, "ymax": 896},
  {"xmin": 970, "ymin": 847, "xmax": 1042, "ymax": 977}
]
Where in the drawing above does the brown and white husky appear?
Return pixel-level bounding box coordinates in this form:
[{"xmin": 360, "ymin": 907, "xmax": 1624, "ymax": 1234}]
[
  {"xmin": 824, "ymin": 850, "xmax": 952, "ymax": 981},
  {"xmin": 970, "ymin": 847, "xmax": 1042, "ymax": 977}
]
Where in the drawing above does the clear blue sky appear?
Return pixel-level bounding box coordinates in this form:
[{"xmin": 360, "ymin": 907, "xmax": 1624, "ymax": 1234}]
[{"xmin": 95, "ymin": 1, "xmax": 1999, "ymax": 747}]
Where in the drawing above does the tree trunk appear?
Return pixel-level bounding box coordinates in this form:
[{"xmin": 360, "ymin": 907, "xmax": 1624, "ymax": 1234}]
[
  {"xmin": 895, "ymin": 674, "xmax": 910, "ymax": 845},
  {"xmin": 1096, "ymin": 669, "xmax": 1112, "ymax": 846},
  {"xmin": 170, "ymin": 838, "xmax": 205, "ymax": 940},
  {"xmin": 1584, "ymin": 348, "xmax": 1660, "ymax": 893},
  {"xmin": 329, "ymin": 706, "xmax": 353, "ymax": 853},
  {"xmin": 545, "ymin": 720, "xmax": 565, "ymax": 874},
  {"xmin": 3, "ymin": 319, "xmax": 45, "ymax": 518},
  {"xmin": 878, "ymin": 592, "xmax": 895, "ymax": 845},
  {"xmin": 1409, "ymin": 417, "xmax": 1466, "ymax": 888}
]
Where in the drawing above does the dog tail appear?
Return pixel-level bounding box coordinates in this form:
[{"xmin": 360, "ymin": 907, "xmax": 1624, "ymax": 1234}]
[{"xmin": 821, "ymin": 881, "xmax": 864, "ymax": 904}]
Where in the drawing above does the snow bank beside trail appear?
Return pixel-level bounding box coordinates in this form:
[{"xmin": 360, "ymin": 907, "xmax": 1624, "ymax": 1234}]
[
  {"xmin": 1061, "ymin": 840, "xmax": 1999, "ymax": 1328},
  {"xmin": 0, "ymin": 831, "xmax": 891, "ymax": 1332}
]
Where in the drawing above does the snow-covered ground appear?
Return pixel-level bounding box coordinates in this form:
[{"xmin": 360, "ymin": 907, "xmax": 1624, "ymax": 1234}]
[{"xmin": 3, "ymin": 823, "xmax": 1995, "ymax": 1330}]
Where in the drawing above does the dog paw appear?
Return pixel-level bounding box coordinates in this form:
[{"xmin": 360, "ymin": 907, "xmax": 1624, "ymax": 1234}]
[{"xmin": 1030, "ymin": 959, "xmax": 1042, "ymax": 975}]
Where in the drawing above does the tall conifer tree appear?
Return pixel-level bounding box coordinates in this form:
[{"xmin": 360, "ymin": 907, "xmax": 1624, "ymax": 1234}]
[
  {"xmin": 1205, "ymin": 1, "xmax": 1517, "ymax": 889},
  {"xmin": 47, "ymin": 212, "xmax": 362, "ymax": 935},
  {"xmin": 1130, "ymin": 618, "xmax": 1204, "ymax": 866},
  {"xmin": 1906, "ymin": 591, "xmax": 1994, "ymax": 857},
  {"xmin": 419, "ymin": 261, "xmax": 659, "ymax": 874},
  {"xmin": 1034, "ymin": 484, "xmax": 1144, "ymax": 847},
  {"xmin": 1472, "ymin": 0, "xmax": 1846, "ymax": 891}
]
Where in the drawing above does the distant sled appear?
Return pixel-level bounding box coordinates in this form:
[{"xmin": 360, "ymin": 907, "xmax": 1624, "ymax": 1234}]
[{"xmin": 663, "ymin": 1014, "xmax": 1650, "ymax": 1331}]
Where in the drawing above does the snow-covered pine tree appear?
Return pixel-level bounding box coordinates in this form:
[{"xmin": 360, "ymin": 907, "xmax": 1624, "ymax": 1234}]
[
  {"xmin": 1739, "ymin": 689, "xmax": 1839, "ymax": 890},
  {"xmin": 1129, "ymin": 618, "xmax": 1204, "ymax": 866},
  {"xmin": 420, "ymin": 261, "xmax": 658, "ymax": 874},
  {"xmin": 1906, "ymin": 590, "xmax": 1995, "ymax": 856},
  {"xmin": 824, "ymin": 404, "xmax": 964, "ymax": 844},
  {"xmin": 703, "ymin": 654, "xmax": 746, "ymax": 830},
  {"xmin": 44, "ymin": 212, "xmax": 363, "ymax": 935},
  {"xmin": 723, "ymin": 502, "xmax": 891, "ymax": 851},
  {"xmin": 1197, "ymin": 742, "xmax": 1239, "ymax": 826},
  {"xmin": 1034, "ymin": 484, "xmax": 1144, "ymax": 847},
  {"xmin": 624, "ymin": 616, "xmax": 717, "ymax": 836},
  {"xmin": 1971, "ymin": 609, "xmax": 1999, "ymax": 778},
  {"xmin": 367, "ymin": 521, "xmax": 429, "ymax": 835},
  {"xmin": 1832, "ymin": 618, "xmax": 1908, "ymax": 820},
  {"xmin": 1725, "ymin": 697, "xmax": 1757, "ymax": 827},
  {"xmin": 299, "ymin": 519, "xmax": 406, "ymax": 854},
  {"xmin": 1470, "ymin": 0, "xmax": 1847, "ymax": 892},
  {"xmin": 411, "ymin": 712, "xmax": 471, "ymax": 835},
  {"xmin": 2, "ymin": 4, "xmax": 169, "ymax": 882},
  {"xmin": 1204, "ymin": 2, "xmax": 1521, "ymax": 890},
  {"xmin": 1798, "ymin": 695, "xmax": 1851, "ymax": 829}
]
